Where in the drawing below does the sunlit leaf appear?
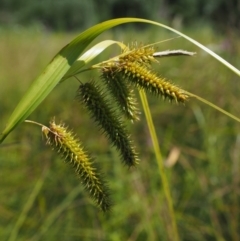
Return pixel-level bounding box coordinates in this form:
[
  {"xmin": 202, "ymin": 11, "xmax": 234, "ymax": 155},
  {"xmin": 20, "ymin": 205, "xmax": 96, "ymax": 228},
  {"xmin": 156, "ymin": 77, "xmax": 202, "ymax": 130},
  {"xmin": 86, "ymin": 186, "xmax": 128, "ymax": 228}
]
[
  {"xmin": 1, "ymin": 17, "xmax": 239, "ymax": 143},
  {"xmin": 63, "ymin": 40, "xmax": 126, "ymax": 79}
]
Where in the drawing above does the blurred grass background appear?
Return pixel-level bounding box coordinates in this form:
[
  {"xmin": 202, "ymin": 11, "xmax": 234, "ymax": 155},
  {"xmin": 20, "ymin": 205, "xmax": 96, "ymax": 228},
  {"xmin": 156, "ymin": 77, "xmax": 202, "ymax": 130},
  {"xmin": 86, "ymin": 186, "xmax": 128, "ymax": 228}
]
[{"xmin": 0, "ymin": 23, "xmax": 240, "ymax": 241}]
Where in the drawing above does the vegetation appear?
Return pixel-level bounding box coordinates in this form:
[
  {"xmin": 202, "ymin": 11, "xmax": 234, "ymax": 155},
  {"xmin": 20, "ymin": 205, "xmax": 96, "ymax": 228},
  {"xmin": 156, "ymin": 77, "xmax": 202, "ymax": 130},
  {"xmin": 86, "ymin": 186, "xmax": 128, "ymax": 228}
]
[
  {"xmin": 0, "ymin": 0, "xmax": 239, "ymax": 31},
  {"xmin": 0, "ymin": 19, "xmax": 240, "ymax": 241}
]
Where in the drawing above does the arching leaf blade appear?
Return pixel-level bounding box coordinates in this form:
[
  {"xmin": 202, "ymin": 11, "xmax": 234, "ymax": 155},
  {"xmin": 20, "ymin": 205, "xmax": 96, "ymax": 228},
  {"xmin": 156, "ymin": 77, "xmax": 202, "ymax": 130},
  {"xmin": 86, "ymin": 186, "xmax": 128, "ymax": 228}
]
[
  {"xmin": 1, "ymin": 17, "xmax": 239, "ymax": 143},
  {"xmin": 0, "ymin": 18, "xmax": 141, "ymax": 143},
  {"xmin": 63, "ymin": 40, "xmax": 125, "ymax": 79}
]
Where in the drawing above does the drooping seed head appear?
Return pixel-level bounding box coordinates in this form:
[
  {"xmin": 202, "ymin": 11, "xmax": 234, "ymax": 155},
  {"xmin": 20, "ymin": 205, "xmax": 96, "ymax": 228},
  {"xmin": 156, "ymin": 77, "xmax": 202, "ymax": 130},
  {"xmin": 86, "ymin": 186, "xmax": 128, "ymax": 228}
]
[
  {"xmin": 77, "ymin": 82, "xmax": 139, "ymax": 167},
  {"xmin": 101, "ymin": 69, "xmax": 140, "ymax": 122},
  {"xmin": 100, "ymin": 43, "xmax": 188, "ymax": 104},
  {"xmin": 43, "ymin": 120, "xmax": 112, "ymax": 212},
  {"xmin": 120, "ymin": 62, "xmax": 189, "ymax": 103}
]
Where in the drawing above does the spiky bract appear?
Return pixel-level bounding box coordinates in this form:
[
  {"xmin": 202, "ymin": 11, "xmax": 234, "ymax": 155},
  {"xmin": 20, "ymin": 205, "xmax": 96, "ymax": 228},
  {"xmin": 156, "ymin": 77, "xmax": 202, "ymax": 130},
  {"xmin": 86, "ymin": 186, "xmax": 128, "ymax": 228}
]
[
  {"xmin": 43, "ymin": 120, "xmax": 111, "ymax": 212},
  {"xmin": 77, "ymin": 82, "xmax": 139, "ymax": 167}
]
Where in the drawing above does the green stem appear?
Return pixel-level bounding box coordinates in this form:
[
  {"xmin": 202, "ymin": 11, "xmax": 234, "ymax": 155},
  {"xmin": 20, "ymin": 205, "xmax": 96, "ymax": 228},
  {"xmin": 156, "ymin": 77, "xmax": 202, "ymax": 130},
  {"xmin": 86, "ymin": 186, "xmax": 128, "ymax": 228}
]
[
  {"xmin": 139, "ymin": 90, "xmax": 179, "ymax": 241},
  {"xmin": 186, "ymin": 92, "xmax": 240, "ymax": 123}
]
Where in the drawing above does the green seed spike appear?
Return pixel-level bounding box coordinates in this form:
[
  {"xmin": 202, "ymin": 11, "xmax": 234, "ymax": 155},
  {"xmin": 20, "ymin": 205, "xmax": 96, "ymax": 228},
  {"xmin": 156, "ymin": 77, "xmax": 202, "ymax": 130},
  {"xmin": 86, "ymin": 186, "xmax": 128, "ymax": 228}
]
[
  {"xmin": 101, "ymin": 69, "xmax": 140, "ymax": 122},
  {"xmin": 77, "ymin": 81, "xmax": 139, "ymax": 167},
  {"xmin": 120, "ymin": 62, "xmax": 189, "ymax": 103},
  {"xmin": 120, "ymin": 44, "xmax": 156, "ymax": 65},
  {"xmin": 43, "ymin": 120, "xmax": 112, "ymax": 212}
]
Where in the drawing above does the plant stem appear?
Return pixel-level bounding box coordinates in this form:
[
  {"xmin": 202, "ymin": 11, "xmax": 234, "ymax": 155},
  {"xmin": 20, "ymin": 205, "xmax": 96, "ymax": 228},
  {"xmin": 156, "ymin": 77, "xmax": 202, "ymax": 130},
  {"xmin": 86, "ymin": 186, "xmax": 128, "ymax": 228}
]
[
  {"xmin": 186, "ymin": 92, "xmax": 240, "ymax": 123},
  {"xmin": 139, "ymin": 90, "xmax": 179, "ymax": 241}
]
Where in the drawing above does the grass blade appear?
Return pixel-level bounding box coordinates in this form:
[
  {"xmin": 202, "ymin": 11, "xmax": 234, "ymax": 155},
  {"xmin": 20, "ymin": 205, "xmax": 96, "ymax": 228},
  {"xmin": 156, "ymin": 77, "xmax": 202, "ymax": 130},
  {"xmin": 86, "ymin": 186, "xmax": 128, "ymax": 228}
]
[
  {"xmin": 1, "ymin": 17, "xmax": 239, "ymax": 143},
  {"xmin": 0, "ymin": 19, "xmax": 142, "ymax": 143},
  {"xmin": 63, "ymin": 40, "xmax": 125, "ymax": 79}
]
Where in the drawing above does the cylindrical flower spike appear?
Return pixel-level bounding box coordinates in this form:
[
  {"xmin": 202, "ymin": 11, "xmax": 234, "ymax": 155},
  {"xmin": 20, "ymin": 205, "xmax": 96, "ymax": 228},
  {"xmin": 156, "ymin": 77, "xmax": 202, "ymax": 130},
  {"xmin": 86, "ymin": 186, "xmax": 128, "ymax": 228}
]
[
  {"xmin": 120, "ymin": 62, "xmax": 189, "ymax": 103},
  {"xmin": 77, "ymin": 82, "xmax": 139, "ymax": 167},
  {"xmin": 43, "ymin": 120, "xmax": 112, "ymax": 212},
  {"xmin": 100, "ymin": 43, "xmax": 189, "ymax": 104},
  {"xmin": 101, "ymin": 69, "xmax": 140, "ymax": 122}
]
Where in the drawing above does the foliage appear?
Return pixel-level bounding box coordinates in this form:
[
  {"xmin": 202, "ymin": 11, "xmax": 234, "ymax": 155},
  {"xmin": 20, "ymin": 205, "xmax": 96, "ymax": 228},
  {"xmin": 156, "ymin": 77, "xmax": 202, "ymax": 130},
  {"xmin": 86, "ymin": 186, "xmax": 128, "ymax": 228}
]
[
  {"xmin": 0, "ymin": 21, "xmax": 240, "ymax": 241},
  {"xmin": 0, "ymin": 0, "xmax": 239, "ymax": 31}
]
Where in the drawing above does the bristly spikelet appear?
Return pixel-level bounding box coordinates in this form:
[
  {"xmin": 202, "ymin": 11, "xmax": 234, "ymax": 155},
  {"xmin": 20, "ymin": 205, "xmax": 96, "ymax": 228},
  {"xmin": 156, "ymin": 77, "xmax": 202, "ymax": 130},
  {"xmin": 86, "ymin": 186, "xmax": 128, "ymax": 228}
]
[
  {"xmin": 77, "ymin": 81, "xmax": 139, "ymax": 167},
  {"xmin": 100, "ymin": 43, "xmax": 188, "ymax": 104},
  {"xmin": 101, "ymin": 69, "xmax": 140, "ymax": 122},
  {"xmin": 43, "ymin": 120, "xmax": 112, "ymax": 212},
  {"xmin": 119, "ymin": 62, "xmax": 189, "ymax": 103},
  {"xmin": 120, "ymin": 44, "xmax": 157, "ymax": 65}
]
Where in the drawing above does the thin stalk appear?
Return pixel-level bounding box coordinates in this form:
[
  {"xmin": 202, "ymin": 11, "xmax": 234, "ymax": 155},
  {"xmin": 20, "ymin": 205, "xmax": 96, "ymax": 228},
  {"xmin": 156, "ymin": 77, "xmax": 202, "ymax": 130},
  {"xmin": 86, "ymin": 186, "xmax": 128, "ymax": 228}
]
[
  {"xmin": 139, "ymin": 90, "xmax": 179, "ymax": 241},
  {"xmin": 186, "ymin": 92, "xmax": 240, "ymax": 123}
]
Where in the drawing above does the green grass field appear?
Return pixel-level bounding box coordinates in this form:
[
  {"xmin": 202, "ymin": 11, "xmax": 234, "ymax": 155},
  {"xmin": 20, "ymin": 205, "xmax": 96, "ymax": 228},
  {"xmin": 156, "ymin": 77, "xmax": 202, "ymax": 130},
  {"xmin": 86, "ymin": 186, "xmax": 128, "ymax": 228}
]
[{"xmin": 0, "ymin": 25, "xmax": 239, "ymax": 241}]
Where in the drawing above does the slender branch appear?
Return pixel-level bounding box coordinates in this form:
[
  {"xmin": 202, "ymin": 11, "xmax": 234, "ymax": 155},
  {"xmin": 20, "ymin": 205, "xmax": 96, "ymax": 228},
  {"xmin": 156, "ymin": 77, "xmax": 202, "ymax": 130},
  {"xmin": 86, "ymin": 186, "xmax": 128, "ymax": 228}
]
[
  {"xmin": 186, "ymin": 92, "xmax": 240, "ymax": 123},
  {"xmin": 24, "ymin": 120, "xmax": 46, "ymax": 128}
]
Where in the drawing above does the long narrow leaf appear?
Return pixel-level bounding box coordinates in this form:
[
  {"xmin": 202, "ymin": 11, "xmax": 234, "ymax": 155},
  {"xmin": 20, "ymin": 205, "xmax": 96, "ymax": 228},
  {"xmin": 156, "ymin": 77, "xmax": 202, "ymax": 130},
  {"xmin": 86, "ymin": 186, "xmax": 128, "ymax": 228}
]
[
  {"xmin": 0, "ymin": 19, "xmax": 137, "ymax": 143},
  {"xmin": 1, "ymin": 17, "xmax": 239, "ymax": 143},
  {"xmin": 63, "ymin": 40, "xmax": 125, "ymax": 79}
]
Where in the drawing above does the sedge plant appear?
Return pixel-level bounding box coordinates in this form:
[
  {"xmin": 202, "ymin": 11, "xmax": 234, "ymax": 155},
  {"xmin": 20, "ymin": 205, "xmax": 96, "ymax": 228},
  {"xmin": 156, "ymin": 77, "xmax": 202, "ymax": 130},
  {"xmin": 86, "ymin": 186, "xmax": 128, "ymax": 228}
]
[{"xmin": 1, "ymin": 18, "xmax": 240, "ymax": 241}]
